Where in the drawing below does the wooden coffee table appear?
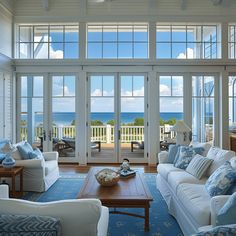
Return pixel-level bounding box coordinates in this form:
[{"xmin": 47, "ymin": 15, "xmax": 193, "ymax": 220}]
[{"xmin": 77, "ymin": 167, "xmax": 153, "ymax": 231}]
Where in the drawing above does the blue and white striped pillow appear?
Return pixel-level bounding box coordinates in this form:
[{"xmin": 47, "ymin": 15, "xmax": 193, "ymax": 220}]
[{"xmin": 186, "ymin": 154, "xmax": 213, "ymax": 179}]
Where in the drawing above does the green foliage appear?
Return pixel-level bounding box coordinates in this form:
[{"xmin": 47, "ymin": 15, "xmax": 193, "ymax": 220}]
[
  {"xmin": 160, "ymin": 118, "xmax": 165, "ymax": 126},
  {"xmin": 107, "ymin": 119, "xmax": 115, "ymax": 125},
  {"xmin": 21, "ymin": 120, "xmax": 27, "ymax": 126},
  {"xmin": 166, "ymin": 118, "xmax": 176, "ymax": 125},
  {"xmin": 134, "ymin": 117, "xmax": 144, "ymax": 126},
  {"xmin": 91, "ymin": 120, "xmax": 104, "ymax": 126}
]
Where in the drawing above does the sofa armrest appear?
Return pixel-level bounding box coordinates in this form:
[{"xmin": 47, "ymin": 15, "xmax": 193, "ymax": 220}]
[
  {"xmin": 210, "ymin": 195, "xmax": 230, "ymax": 226},
  {"xmin": 0, "ymin": 185, "xmax": 9, "ymax": 198},
  {"xmin": 43, "ymin": 152, "xmax": 59, "ymax": 162},
  {"xmin": 15, "ymin": 159, "xmax": 45, "ymax": 169},
  {"xmin": 158, "ymin": 151, "xmax": 169, "ymax": 163}
]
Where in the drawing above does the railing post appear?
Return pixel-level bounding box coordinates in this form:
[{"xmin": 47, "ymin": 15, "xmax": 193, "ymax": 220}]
[
  {"xmin": 58, "ymin": 126, "xmax": 63, "ymax": 139},
  {"xmin": 106, "ymin": 124, "xmax": 111, "ymax": 144}
]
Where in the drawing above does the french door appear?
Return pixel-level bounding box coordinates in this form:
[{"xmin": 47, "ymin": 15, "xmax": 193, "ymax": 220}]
[
  {"xmin": 17, "ymin": 74, "xmax": 78, "ymax": 163},
  {"xmin": 88, "ymin": 73, "xmax": 147, "ymax": 163}
]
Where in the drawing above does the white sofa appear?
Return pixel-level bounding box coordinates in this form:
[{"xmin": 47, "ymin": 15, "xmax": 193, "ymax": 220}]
[
  {"xmin": 5, "ymin": 151, "xmax": 60, "ymax": 192},
  {"xmin": 156, "ymin": 145, "xmax": 236, "ymax": 236},
  {"xmin": 0, "ymin": 185, "xmax": 109, "ymax": 236}
]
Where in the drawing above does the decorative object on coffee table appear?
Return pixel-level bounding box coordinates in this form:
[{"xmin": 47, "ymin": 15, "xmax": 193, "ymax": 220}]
[
  {"xmin": 119, "ymin": 158, "xmax": 136, "ymax": 178},
  {"xmin": 95, "ymin": 168, "xmax": 120, "ymax": 186}
]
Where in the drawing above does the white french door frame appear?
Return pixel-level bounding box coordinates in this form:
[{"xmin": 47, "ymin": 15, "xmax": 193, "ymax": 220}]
[{"xmin": 87, "ymin": 72, "xmax": 148, "ymax": 164}]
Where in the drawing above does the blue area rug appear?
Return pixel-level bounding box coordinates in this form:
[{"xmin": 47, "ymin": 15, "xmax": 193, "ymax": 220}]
[{"xmin": 24, "ymin": 174, "xmax": 183, "ymax": 236}]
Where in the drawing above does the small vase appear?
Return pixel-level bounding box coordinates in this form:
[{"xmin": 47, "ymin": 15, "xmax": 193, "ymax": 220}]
[{"xmin": 2, "ymin": 154, "xmax": 16, "ymax": 169}]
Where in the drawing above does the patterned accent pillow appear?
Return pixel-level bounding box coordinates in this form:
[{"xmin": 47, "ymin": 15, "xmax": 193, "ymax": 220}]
[
  {"xmin": 174, "ymin": 146, "xmax": 205, "ymax": 169},
  {"xmin": 167, "ymin": 144, "xmax": 179, "ymax": 163},
  {"xmin": 29, "ymin": 148, "xmax": 44, "ymax": 160},
  {"xmin": 193, "ymin": 224, "xmax": 236, "ymax": 236},
  {"xmin": 17, "ymin": 141, "xmax": 34, "ymax": 160},
  {"xmin": 0, "ymin": 214, "xmax": 61, "ymax": 236},
  {"xmin": 186, "ymin": 154, "xmax": 213, "ymax": 179},
  {"xmin": 205, "ymin": 161, "xmax": 236, "ymax": 197},
  {"xmin": 216, "ymin": 192, "xmax": 236, "ymax": 226}
]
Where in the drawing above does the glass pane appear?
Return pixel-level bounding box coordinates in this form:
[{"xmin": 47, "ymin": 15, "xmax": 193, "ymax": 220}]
[
  {"xmin": 133, "ymin": 76, "xmax": 144, "ymax": 96},
  {"xmin": 33, "ymin": 76, "xmax": 43, "ymax": 97},
  {"xmin": 65, "ymin": 25, "xmax": 79, "ymax": 42},
  {"xmin": 203, "ymin": 26, "xmax": 217, "ymax": 42},
  {"xmin": 34, "ymin": 26, "xmax": 49, "ymax": 42},
  {"xmin": 64, "ymin": 76, "xmax": 75, "ymax": 96},
  {"xmin": 103, "ymin": 26, "xmax": 117, "ymax": 42},
  {"xmin": 118, "ymin": 26, "xmax": 133, "ymax": 41},
  {"xmin": 204, "ymin": 77, "xmax": 214, "ymax": 97},
  {"xmin": 103, "ymin": 43, "xmax": 117, "ymax": 58},
  {"xmin": 172, "ymin": 76, "xmax": 183, "ymax": 96},
  {"xmin": 87, "ymin": 25, "xmax": 102, "ymax": 42},
  {"xmin": 65, "ymin": 43, "xmax": 79, "ymax": 58},
  {"xmin": 187, "ymin": 42, "xmax": 199, "ymax": 59},
  {"xmin": 53, "ymin": 76, "xmax": 63, "ymax": 96},
  {"xmin": 121, "ymin": 76, "xmax": 132, "ymax": 96},
  {"xmin": 172, "ymin": 26, "xmax": 186, "ymax": 42},
  {"xmin": 118, "ymin": 43, "xmax": 132, "ymax": 58},
  {"xmin": 156, "ymin": 26, "xmax": 171, "ymax": 42},
  {"xmin": 160, "ymin": 76, "xmax": 171, "ymax": 96},
  {"xmin": 21, "ymin": 76, "xmax": 28, "ymax": 97},
  {"xmin": 91, "ymin": 97, "xmax": 114, "ymax": 112},
  {"xmin": 121, "ymin": 97, "xmax": 144, "ymax": 112},
  {"xmin": 87, "ymin": 43, "xmax": 102, "ymax": 58},
  {"xmin": 20, "ymin": 43, "xmax": 31, "ymax": 59},
  {"xmin": 50, "ymin": 26, "xmax": 63, "ymax": 42},
  {"xmin": 156, "ymin": 43, "xmax": 171, "ymax": 58},
  {"xmin": 134, "ymin": 43, "xmax": 148, "ymax": 58},
  {"xmin": 187, "ymin": 26, "xmax": 196, "ymax": 42},
  {"xmin": 19, "ymin": 26, "xmax": 32, "ymax": 42},
  {"xmin": 103, "ymin": 76, "xmax": 114, "ymax": 96},
  {"xmin": 134, "ymin": 25, "xmax": 148, "ymax": 42},
  {"xmin": 34, "ymin": 42, "xmax": 48, "ymax": 59},
  {"xmin": 49, "ymin": 43, "xmax": 63, "ymax": 59},
  {"xmin": 192, "ymin": 76, "xmax": 203, "ymax": 96},
  {"xmin": 91, "ymin": 76, "xmax": 102, "ymax": 96},
  {"xmin": 172, "ymin": 43, "xmax": 187, "ymax": 59},
  {"xmin": 52, "ymin": 97, "xmax": 75, "ymax": 113}
]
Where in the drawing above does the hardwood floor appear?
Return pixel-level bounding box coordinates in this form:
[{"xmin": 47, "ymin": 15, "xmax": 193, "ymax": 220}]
[{"xmin": 59, "ymin": 163, "xmax": 157, "ymax": 174}]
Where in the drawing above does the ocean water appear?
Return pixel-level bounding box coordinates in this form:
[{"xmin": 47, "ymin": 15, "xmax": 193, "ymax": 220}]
[{"xmin": 22, "ymin": 112, "xmax": 183, "ymax": 125}]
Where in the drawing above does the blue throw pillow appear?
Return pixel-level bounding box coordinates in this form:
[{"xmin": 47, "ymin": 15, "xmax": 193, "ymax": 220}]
[
  {"xmin": 17, "ymin": 142, "xmax": 34, "ymax": 160},
  {"xmin": 167, "ymin": 145, "xmax": 179, "ymax": 163},
  {"xmin": 174, "ymin": 146, "xmax": 204, "ymax": 169},
  {"xmin": 216, "ymin": 192, "xmax": 236, "ymax": 226},
  {"xmin": 227, "ymin": 184, "xmax": 236, "ymax": 194},
  {"xmin": 28, "ymin": 148, "xmax": 44, "ymax": 160},
  {"xmin": 205, "ymin": 161, "xmax": 236, "ymax": 197}
]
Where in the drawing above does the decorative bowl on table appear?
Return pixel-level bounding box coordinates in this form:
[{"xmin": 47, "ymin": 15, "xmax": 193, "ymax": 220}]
[{"xmin": 95, "ymin": 168, "xmax": 120, "ymax": 187}]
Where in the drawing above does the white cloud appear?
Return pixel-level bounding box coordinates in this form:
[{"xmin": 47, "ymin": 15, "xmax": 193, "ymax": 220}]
[
  {"xmin": 160, "ymin": 84, "xmax": 170, "ymax": 95},
  {"xmin": 177, "ymin": 48, "xmax": 194, "ymax": 59}
]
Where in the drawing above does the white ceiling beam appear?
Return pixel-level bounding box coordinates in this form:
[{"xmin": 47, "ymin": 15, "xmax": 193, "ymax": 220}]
[
  {"xmin": 80, "ymin": 0, "xmax": 87, "ymax": 17},
  {"xmin": 180, "ymin": 0, "xmax": 187, "ymax": 10},
  {"xmin": 42, "ymin": 0, "xmax": 49, "ymax": 11}
]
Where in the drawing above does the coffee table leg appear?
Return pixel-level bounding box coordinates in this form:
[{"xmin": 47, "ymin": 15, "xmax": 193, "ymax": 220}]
[{"xmin": 144, "ymin": 204, "xmax": 149, "ymax": 231}]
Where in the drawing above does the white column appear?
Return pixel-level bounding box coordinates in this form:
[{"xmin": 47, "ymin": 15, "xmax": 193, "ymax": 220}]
[
  {"xmin": 149, "ymin": 22, "xmax": 156, "ymax": 62},
  {"xmin": 184, "ymin": 73, "xmax": 192, "ymax": 129},
  {"xmin": 106, "ymin": 124, "xmax": 111, "ymax": 144},
  {"xmin": 148, "ymin": 71, "xmax": 158, "ymax": 166}
]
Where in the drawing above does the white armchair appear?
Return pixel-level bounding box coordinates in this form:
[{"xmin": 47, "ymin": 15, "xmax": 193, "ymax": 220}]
[
  {"xmin": 0, "ymin": 184, "xmax": 9, "ymax": 198},
  {"xmin": 8, "ymin": 151, "xmax": 59, "ymax": 192}
]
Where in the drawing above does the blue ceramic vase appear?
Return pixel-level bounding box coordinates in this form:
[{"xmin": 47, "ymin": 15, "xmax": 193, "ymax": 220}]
[{"xmin": 2, "ymin": 154, "xmax": 15, "ymax": 169}]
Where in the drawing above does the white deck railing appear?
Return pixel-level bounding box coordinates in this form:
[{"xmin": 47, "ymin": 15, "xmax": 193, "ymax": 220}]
[{"xmin": 20, "ymin": 124, "xmax": 177, "ymax": 143}]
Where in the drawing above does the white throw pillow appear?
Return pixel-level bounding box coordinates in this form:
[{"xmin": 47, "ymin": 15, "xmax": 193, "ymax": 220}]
[
  {"xmin": 186, "ymin": 154, "xmax": 213, "ymax": 179},
  {"xmin": 190, "ymin": 141, "xmax": 212, "ymax": 157},
  {"xmin": 206, "ymin": 147, "xmax": 235, "ymax": 176}
]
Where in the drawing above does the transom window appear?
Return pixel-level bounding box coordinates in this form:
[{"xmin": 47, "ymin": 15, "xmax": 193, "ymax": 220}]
[
  {"xmin": 87, "ymin": 23, "xmax": 148, "ymax": 59},
  {"xmin": 228, "ymin": 24, "xmax": 236, "ymax": 59},
  {"xmin": 156, "ymin": 24, "xmax": 221, "ymax": 59},
  {"xmin": 16, "ymin": 24, "xmax": 79, "ymax": 59}
]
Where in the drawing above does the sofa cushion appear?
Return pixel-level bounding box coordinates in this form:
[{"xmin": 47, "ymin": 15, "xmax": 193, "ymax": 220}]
[
  {"xmin": 167, "ymin": 144, "xmax": 179, "ymax": 163},
  {"xmin": 216, "ymin": 192, "xmax": 236, "ymax": 226},
  {"xmin": 174, "ymin": 146, "xmax": 204, "ymax": 169},
  {"xmin": 205, "ymin": 161, "xmax": 236, "ymax": 197},
  {"xmin": 206, "ymin": 147, "xmax": 235, "ymax": 176},
  {"xmin": 17, "ymin": 142, "xmax": 34, "ymax": 160},
  {"xmin": 0, "ymin": 214, "xmax": 61, "ymax": 235},
  {"xmin": 45, "ymin": 160, "xmax": 58, "ymax": 176},
  {"xmin": 157, "ymin": 163, "xmax": 184, "ymax": 180},
  {"xmin": 167, "ymin": 171, "xmax": 207, "ymax": 194},
  {"xmin": 191, "ymin": 141, "xmax": 212, "ymax": 157},
  {"xmin": 177, "ymin": 183, "xmax": 211, "ymax": 227},
  {"xmin": 29, "ymin": 148, "xmax": 44, "ymax": 160},
  {"xmin": 186, "ymin": 154, "xmax": 213, "ymax": 179}
]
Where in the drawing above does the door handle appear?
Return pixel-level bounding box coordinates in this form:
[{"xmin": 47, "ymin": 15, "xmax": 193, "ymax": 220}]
[
  {"xmin": 48, "ymin": 130, "xmax": 52, "ymax": 141},
  {"xmin": 118, "ymin": 130, "xmax": 121, "ymax": 140},
  {"xmin": 43, "ymin": 130, "xmax": 46, "ymax": 141}
]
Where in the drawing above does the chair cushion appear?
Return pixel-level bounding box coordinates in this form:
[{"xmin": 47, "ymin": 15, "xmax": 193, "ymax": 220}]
[
  {"xmin": 157, "ymin": 163, "xmax": 184, "ymax": 180},
  {"xmin": 0, "ymin": 214, "xmax": 61, "ymax": 236},
  {"xmin": 206, "ymin": 147, "xmax": 235, "ymax": 176},
  {"xmin": 205, "ymin": 161, "xmax": 236, "ymax": 197},
  {"xmin": 17, "ymin": 142, "xmax": 34, "ymax": 160},
  {"xmin": 28, "ymin": 148, "xmax": 44, "ymax": 160},
  {"xmin": 186, "ymin": 154, "xmax": 213, "ymax": 179},
  {"xmin": 177, "ymin": 183, "xmax": 211, "ymax": 227},
  {"xmin": 216, "ymin": 192, "xmax": 236, "ymax": 226}
]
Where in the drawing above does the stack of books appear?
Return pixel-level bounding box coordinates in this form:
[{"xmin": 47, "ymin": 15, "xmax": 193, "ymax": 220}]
[{"xmin": 120, "ymin": 169, "xmax": 136, "ymax": 178}]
